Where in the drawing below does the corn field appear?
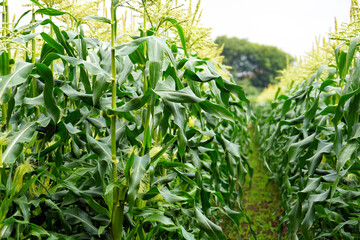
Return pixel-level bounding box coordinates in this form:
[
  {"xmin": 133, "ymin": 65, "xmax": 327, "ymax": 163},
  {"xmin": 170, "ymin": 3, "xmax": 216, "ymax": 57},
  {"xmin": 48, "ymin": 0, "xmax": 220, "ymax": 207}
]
[
  {"xmin": 0, "ymin": 0, "xmax": 252, "ymax": 239},
  {"xmin": 257, "ymin": 36, "xmax": 360, "ymax": 239},
  {"xmin": 1, "ymin": 0, "xmax": 360, "ymax": 239}
]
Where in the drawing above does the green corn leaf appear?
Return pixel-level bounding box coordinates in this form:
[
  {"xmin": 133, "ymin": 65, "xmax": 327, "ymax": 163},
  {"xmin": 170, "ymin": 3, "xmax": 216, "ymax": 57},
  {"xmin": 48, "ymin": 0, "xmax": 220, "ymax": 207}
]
[
  {"xmin": 6, "ymin": 88, "xmax": 17, "ymax": 126},
  {"xmin": 338, "ymin": 188, "xmax": 360, "ymax": 199},
  {"xmin": 153, "ymin": 36, "xmax": 177, "ymax": 67},
  {"xmin": 83, "ymin": 15, "xmax": 111, "ymax": 24},
  {"xmin": 300, "ymin": 178, "xmax": 321, "ymax": 193},
  {"xmin": 43, "ymin": 53, "xmax": 111, "ymax": 78},
  {"xmin": 143, "ymin": 214, "xmax": 175, "ymax": 226},
  {"xmin": 344, "ymin": 35, "xmax": 360, "ymax": 77},
  {"xmin": 38, "ymin": 123, "xmax": 67, "ymax": 157},
  {"xmin": 3, "ymin": 122, "xmax": 36, "ymax": 164},
  {"xmin": 216, "ymin": 135, "xmax": 240, "ymax": 158},
  {"xmin": 40, "ymin": 19, "xmax": 76, "ymax": 57},
  {"xmin": 64, "ymin": 122, "xmax": 81, "ymax": 134},
  {"xmin": 11, "ymin": 33, "xmax": 39, "ymax": 45},
  {"xmin": 128, "ymin": 154, "xmax": 150, "ymax": 211},
  {"xmin": 114, "ymin": 36, "xmax": 176, "ymax": 67},
  {"xmin": 36, "ymin": 63, "xmax": 61, "ymax": 123},
  {"xmin": 317, "ymin": 105, "xmax": 336, "ymax": 116},
  {"xmin": 0, "ymin": 62, "xmax": 34, "ymax": 104},
  {"xmin": 335, "ymin": 45, "xmax": 347, "ymax": 79},
  {"xmin": 37, "ymin": 7, "xmax": 77, "ymax": 22},
  {"xmin": 165, "ymin": 18, "xmax": 188, "ymax": 57},
  {"xmin": 304, "ymin": 97, "xmax": 319, "ymax": 129},
  {"xmin": 114, "ymin": 37, "xmax": 150, "ymax": 56},
  {"xmin": 288, "ymin": 200, "xmax": 302, "ymax": 237},
  {"xmin": 184, "ymin": 68, "xmax": 218, "ymax": 82},
  {"xmin": 86, "ymin": 134, "xmax": 112, "ymax": 162},
  {"xmin": 93, "ymin": 75, "xmax": 110, "ymax": 106},
  {"xmin": 194, "ymin": 207, "xmax": 226, "ymax": 240},
  {"xmin": 63, "ymin": 209, "xmax": 98, "ymax": 235},
  {"xmin": 331, "ymin": 220, "xmax": 359, "ymax": 236},
  {"xmin": 87, "ymin": 117, "xmax": 106, "ymax": 129},
  {"xmin": 320, "ymin": 79, "xmax": 337, "ymax": 92},
  {"xmin": 0, "ymin": 51, "xmax": 10, "ymax": 79},
  {"xmin": 80, "ymin": 193, "xmax": 110, "ymax": 217},
  {"xmin": 199, "ymin": 101, "xmax": 234, "ymax": 122},
  {"xmin": 307, "ymin": 142, "xmax": 333, "ymax": 176},
  {"xmin": 173, "ymin": 167, "xmax": 197, "ymax": 187},
  {"xmin": 104, "ymin": 182, "xmax": 127, "ymax": 197},
  {"xmin": 23, "ymin": 95, "xmax": 44, "ymax": 108},
  {"xmin": 36, "ymin": 8, "xmax": 67, "ymax": 16},
  {"xmin": 350, "ymin": 57, "xmax": 360, "ymax": 90},
  {"xmin": 14, "ymin": 196, "xmax": 30, "ymax": 222},
  {"xmin": 180, "ymin": 226, "xmax": 195, "ymax": 240},
  {"xmin": 40, "ymin": 32, "xmax": 65, "ymax": 55},
  {"xmin": 29, "ymin": 0, "xmax": 46, "ymax": 8},
  {"xmin": 125, "ymin": 153, "xmax": 135, "ymax": 179},
  {"xmin": 154, "ymin": 87, "xmax": 203, "ymax": 103},
  {"xmin": 107, "ymin": 88, "xmax": 153, "ymax": 115},
  {"xmin": 148, "ymin": 37, "xmax": 164, "ymax": 61},
  {"xmin": 151, "ymin": 135, "xmax": 177, "ymax": 162},
  {"xmin": 337, "ymin": 141, "xmax": 357, "ymax": 172},
  {"xmin": 159, "ymin": 187, "xmax": 189, "ymax": 203},
  {"xmin": 309, "ymin": 189, "xmax": 330, "ymax": 204},
  {"xmin": 163, "ymin": 101, "xmax": 187, "ymax": 156},
  {"xmin": 288, "ymin": 133, "xmax": 316, "ymax": 163},
  {"xmin": 13, "ymin": 10, "xmax": 31, "ymax": 29},
  {"xmin": 60, "ymin": 84, "xmax": 93, "ymax": 106},
  {"xmin": 221, "ymin": 79, "xmax": 250, "ymax": 104},
  {"xmin": 118, "ymin": 56, "xmax": 133, "ymax": 85},
  {"xmin": 28, "ymin": 223, "xmax": 50, "ymax": 238}
]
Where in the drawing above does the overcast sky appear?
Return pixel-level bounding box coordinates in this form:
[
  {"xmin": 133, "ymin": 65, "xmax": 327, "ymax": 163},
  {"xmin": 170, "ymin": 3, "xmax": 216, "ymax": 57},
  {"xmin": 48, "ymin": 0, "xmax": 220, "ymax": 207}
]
[
  {"xmin": 9, "ymin": 0, "xmax": 351, "ymax": 58},
  {"xmin": 200, "ymin": 0, "xmax": 351, "ymax": 57}
]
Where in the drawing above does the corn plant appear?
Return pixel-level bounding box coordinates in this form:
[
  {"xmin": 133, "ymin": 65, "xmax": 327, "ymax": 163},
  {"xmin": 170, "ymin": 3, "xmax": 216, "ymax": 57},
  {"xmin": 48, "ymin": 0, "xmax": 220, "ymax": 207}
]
[
  {"xmin": 258, "ymin": 36, "xmax": 360, "ymax": 239},
  {"xmin": 0, "ymin": 0, "xmax": 252, "ymax": 239}
]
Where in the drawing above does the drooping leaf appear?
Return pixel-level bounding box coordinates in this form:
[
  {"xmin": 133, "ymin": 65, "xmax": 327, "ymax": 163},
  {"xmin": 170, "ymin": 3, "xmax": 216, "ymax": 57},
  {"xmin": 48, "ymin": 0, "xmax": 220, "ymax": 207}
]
[
  {"xmin": 3, "ymin": 122, "xmax": 36, "ymax": 164},
  {"xmin": 165, "ymin": 18, "xmax": 188, "ymax": 57},
  {"xmin": 194, "ymin": 207, "xmax": 226, "ymax": 240},
  {"xmin": 0, "ymin": 62, "xmax": 34, "ymax": 104},
  {"xmin": 86, "ymin": 134, "xmax": 112, "ymax": 162},
  {"xmin": 143, "ymin": 214, "xmax": 175, "ymax": 226},
  {"xmin": 336, "ymin": 141, "xmax": 357, "ymax": 171},
  {"xmin": 83, "ymin": 15, "xmax": 111, "ymax": 24},
  {"xmin": 63, "ymin": 209, "xmax": 98, "ymax": 235},
  {"xmin": 36, "ymin": 63, "xmax": 61, "ymax": 123},
  {"xmin": 40, "ymin": 32, "xmax": 65, "ymax": 55},
  {"xmin": 128, "ymin": 154, "xmax": 150, "ymax": 210}
]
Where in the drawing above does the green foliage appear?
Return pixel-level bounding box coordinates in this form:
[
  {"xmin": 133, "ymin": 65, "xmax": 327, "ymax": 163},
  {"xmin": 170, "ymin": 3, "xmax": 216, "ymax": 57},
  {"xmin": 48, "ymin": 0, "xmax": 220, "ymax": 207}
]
[
  {"xmin": 0, "ymin": 1, "xmax": 252, "ymax": 239},
  {"xmin": 257, "ymin": 35, "xmax": 360, "ymax": 239},
  {"xmin": 215, "ymin": 35, "xmax": 292, "ymax": 89}
]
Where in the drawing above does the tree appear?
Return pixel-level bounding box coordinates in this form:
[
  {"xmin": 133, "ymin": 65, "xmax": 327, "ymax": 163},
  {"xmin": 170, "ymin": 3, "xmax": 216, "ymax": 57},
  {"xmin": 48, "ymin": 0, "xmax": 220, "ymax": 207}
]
[{"xmin": 215, "ymin": 36, "xmax": 292, "ymax": 88}]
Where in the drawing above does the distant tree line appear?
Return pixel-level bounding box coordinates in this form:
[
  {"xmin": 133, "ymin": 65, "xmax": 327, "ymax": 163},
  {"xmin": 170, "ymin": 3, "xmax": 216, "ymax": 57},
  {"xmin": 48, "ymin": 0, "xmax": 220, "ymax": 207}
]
[{"xmin": 215, "ymin": 36, "xmax": 293, "ymax": 89}]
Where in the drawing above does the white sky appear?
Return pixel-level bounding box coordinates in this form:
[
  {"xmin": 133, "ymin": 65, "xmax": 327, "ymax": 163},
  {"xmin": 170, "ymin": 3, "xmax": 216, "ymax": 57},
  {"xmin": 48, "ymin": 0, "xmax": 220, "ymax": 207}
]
[
  {"xmin": 200, "ymin": 0, "xmax": 351, "ymax": 57},
  {"xmin": 8, "ymin": 0, "xmax": 351, "ymax": 58}
]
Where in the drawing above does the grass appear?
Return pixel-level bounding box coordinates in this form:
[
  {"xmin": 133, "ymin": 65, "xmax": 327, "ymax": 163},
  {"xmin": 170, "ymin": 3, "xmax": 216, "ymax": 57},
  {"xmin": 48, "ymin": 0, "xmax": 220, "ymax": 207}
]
[{"xmin": 225, "ymin": 125, "xmax": 283, "ymax": 239}]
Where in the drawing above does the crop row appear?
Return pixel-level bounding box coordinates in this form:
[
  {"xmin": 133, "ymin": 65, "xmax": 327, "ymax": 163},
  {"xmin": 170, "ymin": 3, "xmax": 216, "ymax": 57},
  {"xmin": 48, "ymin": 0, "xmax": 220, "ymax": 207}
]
[
  {"xmin": 258, "ymin": 36, "xmax": 360, "ymax": 239},
  {"xmin": 0, "ymin": 0, "xmax": 251, "ymax": 239}
]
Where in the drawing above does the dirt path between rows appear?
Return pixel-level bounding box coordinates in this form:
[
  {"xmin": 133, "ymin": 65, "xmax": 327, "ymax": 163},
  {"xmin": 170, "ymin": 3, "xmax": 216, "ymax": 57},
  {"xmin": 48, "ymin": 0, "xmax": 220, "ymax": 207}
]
[{"xmin": 226, "ymin": 129, "xmax": 284, "ymax": 239}]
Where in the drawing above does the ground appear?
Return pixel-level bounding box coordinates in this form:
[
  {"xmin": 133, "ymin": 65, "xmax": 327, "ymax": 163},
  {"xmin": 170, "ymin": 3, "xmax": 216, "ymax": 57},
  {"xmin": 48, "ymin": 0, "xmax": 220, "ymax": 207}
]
[{"xmin": 224, "ymin": 128, "xmax": 283, "ymax": 239}]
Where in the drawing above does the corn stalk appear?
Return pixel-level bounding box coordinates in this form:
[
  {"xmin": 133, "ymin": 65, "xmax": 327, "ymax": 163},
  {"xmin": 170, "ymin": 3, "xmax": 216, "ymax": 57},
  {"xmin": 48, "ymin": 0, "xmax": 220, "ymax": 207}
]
[
  {"xmin": 1, "ymin": 0, "xmax": 9, "ymax": 131},
  {"xmin": 110, "ymin": 1, "xmax": 125, "ymax": 240}
]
